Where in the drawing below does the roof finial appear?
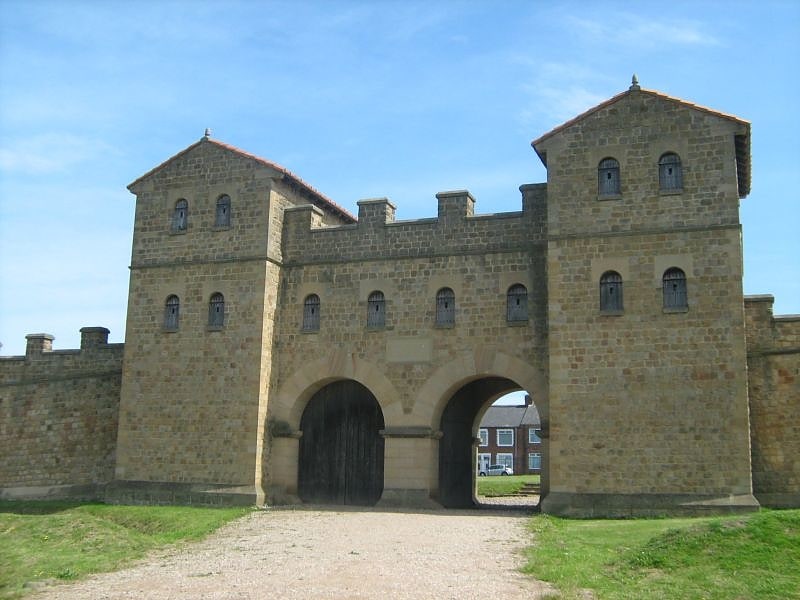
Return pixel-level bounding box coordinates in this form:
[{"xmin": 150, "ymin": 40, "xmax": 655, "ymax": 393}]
[
  {"xmin": 203, "ymin": 128, "xmax": 211, "ymax": 140},
  {"xmin": 630, "ymin": 73, "xmax": 640, "ymax": 91}
]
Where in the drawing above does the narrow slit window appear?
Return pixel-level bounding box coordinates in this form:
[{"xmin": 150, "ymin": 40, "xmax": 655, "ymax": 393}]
[
  {"xmin": 598, "ymin": 158, "xmax": 620, "ymax": 196},
  {"xmin": 367, "ymin": 291, "xmax": 386, "ymax": 328},
  {"xmin": 600, "ymin": 271, "xmax": 623, "ymax": 312},
  {"xmin": 172, "ymin": 199, "xmax": 188, "ymax": 232},
  {"xmin": 663, "ymin": 268, "xmax": 688, "ymax": 309},
  {"xmin": 208, "ymin": 293, "xmax": 225, "ymax": 327},
  {"xmin": 164, "ymin": 295, "xmax": 180, "ymax": 330},
  {"xmin": 215, "ymin": 194, "xmax": 231, "ymax": 227},
  {"xmin": 302, "ymin": 294, "xmax": 320, "ymax": 331},
  {"xmin": 659, "ymin": 153, "xmax": 683, "ymax": 191},
  {"xmin": 435, "ymin": 287, "xmax": 455, "ymax": 326},
  {"xmin": 506, "ymin": 284, "xmax": 528, "ymax": 322}
]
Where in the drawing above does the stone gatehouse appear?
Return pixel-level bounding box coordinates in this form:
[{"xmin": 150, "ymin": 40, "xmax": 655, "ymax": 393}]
[{"xmin": 2, "ymin": 80, "xmax": 798, "ymax": 516}]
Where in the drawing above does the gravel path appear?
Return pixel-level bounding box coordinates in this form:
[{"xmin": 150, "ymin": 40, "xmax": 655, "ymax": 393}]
[{"xmin": 31, "ymin": 502, "xmax": 555, "ymax": 599}]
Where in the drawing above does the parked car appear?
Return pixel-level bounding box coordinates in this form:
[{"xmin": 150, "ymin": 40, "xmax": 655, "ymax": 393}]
[{"xmin": 479, "ymin": 464, "xmax": 513, "ymax": 476}]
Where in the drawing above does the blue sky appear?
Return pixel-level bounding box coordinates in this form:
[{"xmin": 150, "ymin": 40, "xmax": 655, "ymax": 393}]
[{"xmin": 1, "ymin": 0, "xmax": 798, "ymax": 356}]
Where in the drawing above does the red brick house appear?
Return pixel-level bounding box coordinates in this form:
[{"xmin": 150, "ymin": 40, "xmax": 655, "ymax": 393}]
[{"xmin": 477, "ymin": 396, "xmax": 541, "ymax": 475}]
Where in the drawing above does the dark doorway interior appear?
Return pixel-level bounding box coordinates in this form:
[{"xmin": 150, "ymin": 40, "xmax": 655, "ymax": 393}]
[
  {"xmin": 298, "ymin": 379, "xmax": 385, "ymax": 506},
  {"xmin": 438, "ymin": 377, "xmax": 517, "ymax": 508}
]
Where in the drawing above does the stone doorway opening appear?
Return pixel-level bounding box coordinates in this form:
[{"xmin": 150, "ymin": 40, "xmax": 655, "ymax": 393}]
[
  {"xmin": 438, "ymin": 377, "xmax": 542, "ymax": 510},
  {"xmin": 298, "ymin": 379, "xmax": 385, "ymax": 506}
]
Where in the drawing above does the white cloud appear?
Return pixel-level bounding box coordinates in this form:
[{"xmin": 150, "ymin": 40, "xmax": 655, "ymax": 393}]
[
  {"xmin": 566, "ymin": 13, "xmax": 721, "ymax": 48},
  {"xmin": 0, "ymin": 133, "xmax": 114, "ymax": 175}
]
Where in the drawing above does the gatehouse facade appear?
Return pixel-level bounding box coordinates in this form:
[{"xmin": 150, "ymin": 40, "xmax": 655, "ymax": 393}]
[{"xmin": 2, "ymin": 81, "xmax": 798, "ymax": 516}]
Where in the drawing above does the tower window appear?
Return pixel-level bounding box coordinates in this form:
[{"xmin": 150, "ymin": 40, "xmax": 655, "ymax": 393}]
[
  {"xmin": 506, "ymin": 284, "xmax": 528, "ymax": 322},
  {"xmin": 367, "ymin": 291, "xmax": 386, "ymax": 328},
  {"xmin": 659, "ymin": 153, "xmax": 683, "ymax": 191},
  {"xmin": 598, "ymin": 158, "xmax": 621, "ymax": 196},
  {"xmin": 302, "ymin": 294, "xmax": 320, "ymax": 331},
  {"xmin": 172, "ymin": 199, "xmax": 188, "ymax": 232},
  {"xmin": 164, "ymin": 295, "xmax": 180, "ymax": 330},
  {"xmin": 208, "ymin": 293, "xmax": 225, "ymax": 327},
  {"xmin": 663, "ymin": 268, "xmax": 688, "ymax": 309},
  {"xmin": 600, "ymin": 271, "xmax": 623, "ymax": 312},
  {"xmin": 215, "ymin": 194, "xmax": 231, "ymax": 227},
  {"xmin": 435, "ymin": 287, "xmax": 455, "ymax": 326}
]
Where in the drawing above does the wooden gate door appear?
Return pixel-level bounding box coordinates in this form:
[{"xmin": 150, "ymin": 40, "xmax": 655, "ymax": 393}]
[{"xmin": 298, "ymin": 380, "xmax": 385, "ymax": 505}]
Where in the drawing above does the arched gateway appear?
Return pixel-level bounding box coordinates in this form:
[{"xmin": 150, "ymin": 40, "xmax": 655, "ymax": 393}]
[{"xmin": 298, "ymin": 380, "xmax": 385, "ymax": 506}]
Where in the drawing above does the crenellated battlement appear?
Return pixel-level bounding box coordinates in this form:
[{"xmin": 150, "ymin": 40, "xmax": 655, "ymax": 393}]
[{"xmin": 281, "ymin": 184, "xmax": 548, "ymax": 265}]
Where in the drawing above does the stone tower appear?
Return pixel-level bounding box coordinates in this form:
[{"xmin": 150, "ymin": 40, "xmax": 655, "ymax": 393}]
[
  {"xmin": 114, "ymin": 135, "xmax": 353, "ymax": 503},
  {"xmin": 532, "ymin": 79, "xmax": 757, "ymax": 514}
]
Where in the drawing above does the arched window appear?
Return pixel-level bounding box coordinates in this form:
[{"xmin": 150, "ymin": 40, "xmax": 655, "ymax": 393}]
[
  {"xmin": 172, "ymin": 199, "xmax": 188, "ymax": 232},
  {"xmin": 208, "ymin": 293, "xmax": 225, "ymax": 327},
  {"xmin": 435, "ymin": 287, "xmax": 455, "ymax": 326},
  {"xmin": 164, "ymin": 295, "xmax": 180, "ymax": 330},
  {"xmin": 367, "ymin": 291, "xmax": 386, "ymax": 328},
  {"xmin": 663, "ymin": 268, "xmax": 688, "ymax": 309},
  {"xmin": 598, "ymin": 158, "xmax": 620, "ymax": 196},
  {"xmin": 599, "ymin": 271, "xmax": 623, "ymax": 312},
  {"xmin": 215, "ymin": 194, "xmax": 231, "ymax": 227},
  {"xmin": 506, "ymin": 284, "xmax": 528, "ymax": 322},
  {"xmin": 659, "ymin": 153, "xmax": 683, "ymax": 191},
  {"xmin": 302, "ymin": 294, "xmax": 320, "ymax": 331}
]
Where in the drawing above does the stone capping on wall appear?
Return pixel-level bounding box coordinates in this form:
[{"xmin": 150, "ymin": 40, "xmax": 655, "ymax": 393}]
[{"xmin": 1, "ymin": 328, "xmax": 122, "ymax": 361}]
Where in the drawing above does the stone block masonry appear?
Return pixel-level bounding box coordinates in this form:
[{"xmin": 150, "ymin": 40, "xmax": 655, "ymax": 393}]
[{"xmin": 0, "ymin": 328, "xmax": 122, "ymax": 499}]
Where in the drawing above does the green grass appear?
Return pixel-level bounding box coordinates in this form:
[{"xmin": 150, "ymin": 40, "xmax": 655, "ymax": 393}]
[
  {"xmin": 523, "ymin": 509, "xmax": 800, "ymax": 600},
  {"xmin": 0, "ymin": 501, "xmax": 250, "ymax": 599},
  {"xmin": 477, "ymin": 474, "xmax": 540, "ymax": 497}
]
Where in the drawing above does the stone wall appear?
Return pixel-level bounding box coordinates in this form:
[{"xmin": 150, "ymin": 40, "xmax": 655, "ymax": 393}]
[
  {"xmin": 745, "ymin": 296, "xmax": 800, "ymax": 507},
  {"xmin": 535, "ymin": 87, "xmax": 756, "ymax": 516},
  {"xmin": 0, "ymin": 328, "xmax": 122, "ymax": 499}
]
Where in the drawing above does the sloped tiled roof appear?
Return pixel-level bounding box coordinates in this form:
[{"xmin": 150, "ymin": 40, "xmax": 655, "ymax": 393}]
[
  {"xmin": 480, "ymin": 405, "xmax": 540, "ymax": 428},
  {"xmin": 127, "ymin": 137, "xmax": 357, "ymax": 223},
  {"xmin": 531, "ymin": 85, "xmax": 751, "ymax": 198}
]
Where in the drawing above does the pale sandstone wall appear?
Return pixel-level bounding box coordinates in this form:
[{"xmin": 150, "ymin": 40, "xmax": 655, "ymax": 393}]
[
  {"xmin": 0, "ymin": 329, "xmax": 122, "ymax": 498},
  {"xmin": 536, "ymin": 89, "xmax": 755, "ymax": 515},
  {"xmin": 267, "ymin": 191, "xmax": 549, "ymax": 501},
  {"xmin": 114, "ymin": 139, "xmax": 345, "ymax": 503},
  {"xmin": 745, "ymin": 296, "xmax": 800, "ymax": 507}
]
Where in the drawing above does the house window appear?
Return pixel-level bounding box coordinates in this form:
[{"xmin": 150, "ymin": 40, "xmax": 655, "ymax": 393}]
[
  {"xmin": 528, "ymin": 428, "xmax": 541, "ymax": 444},
  {"xmin": 478, "ymin": 428, "xmax": 488, "ymax": 447},
  {"xmin": 208, "ymin": 293, "xmax": 224, "ymax": 327},
  {"xmin": 600, "ymin": 271, "xmax": 623, "ymax": 312},
  {"xmin": 663, "ymin": 268, "xmax": 688, "ymax": 309},
  {"xmin": 497, "ymin": 428, "xmax": 514, "ymax": 447},
  {"xmin": 435, "ymin": 287, "xmax": 455, "ymax": 326},
  {"xmin": 172, "ymin": 199, "xmax": 188, "ymax": 232},
  {"xmin": 506, "ymin": 284, "xmax": 528, "ymax": 322},
  {"xmin": 302, "ymin": 294, "xmax": 320, "ymax": 331},
  {"xmin": 598, "ymin": 157, "xmax": 620, "ymax": 196},
  {"xmin": 496, "ymin": 453, "xmax": 514, "ymax": 472},
  {"xmin": 367, "ymin": 291, "xmax": 386, "ymax": 328},
  {"xmin": 215, "ymin": 194, "xmax": 231, "ymax": 227},
  {"xmin": 659, "ymin": 153, "xmax": 683, "ymax": 191},
  {"xmin": 528, "ymin": 452, "xmax": 542, "ymax": 470},
  {"xmin": 164, "ymin": 295, "xmax": 180, "ymax": 330}
]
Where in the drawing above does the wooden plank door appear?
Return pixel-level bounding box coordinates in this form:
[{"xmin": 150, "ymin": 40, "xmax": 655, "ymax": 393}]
[{"xmin": 298, "ymin": 380, "xmax": 385, "ymax": 505}]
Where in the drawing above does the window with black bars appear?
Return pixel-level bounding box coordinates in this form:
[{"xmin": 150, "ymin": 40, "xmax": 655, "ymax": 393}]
[
  {"xmin": 600, "ymin": 271, "xmax": 623, "ymax": 312},
  {"xmin": 506, "ymin": 284, "xmax": 528, "ymax": 322},
  {"xmin": 303, "ymin": 294, "xmax": 321, "ymax": 331},
  {"xmin": 435, "ymin": 288, "xmax": 455, "ymax": 326},
  {"xmin": 367, "ymin": 291, "xmax": 385, "ymax": 328}
]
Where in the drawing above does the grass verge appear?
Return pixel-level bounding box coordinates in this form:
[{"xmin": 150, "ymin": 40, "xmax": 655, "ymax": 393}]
[
  {"xmin": 523, "ymin": 509, "xmax": 800, "ymax": 600},
  {"xmin": 0, "ymin": 501, "xmax": 250, "ymax": 599},
  {"xmin": 477, "ymin": 474, "xmax": 540, "ymax": 497}
]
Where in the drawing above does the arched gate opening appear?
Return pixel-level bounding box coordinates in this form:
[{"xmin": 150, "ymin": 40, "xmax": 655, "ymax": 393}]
[
  {"xmin": 439, "ymin": 377, "xmax": 541, "ymax": 508},
  {"xmin": 298, "ymin": 379, "xmax": 385, "ymax": 506}
]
